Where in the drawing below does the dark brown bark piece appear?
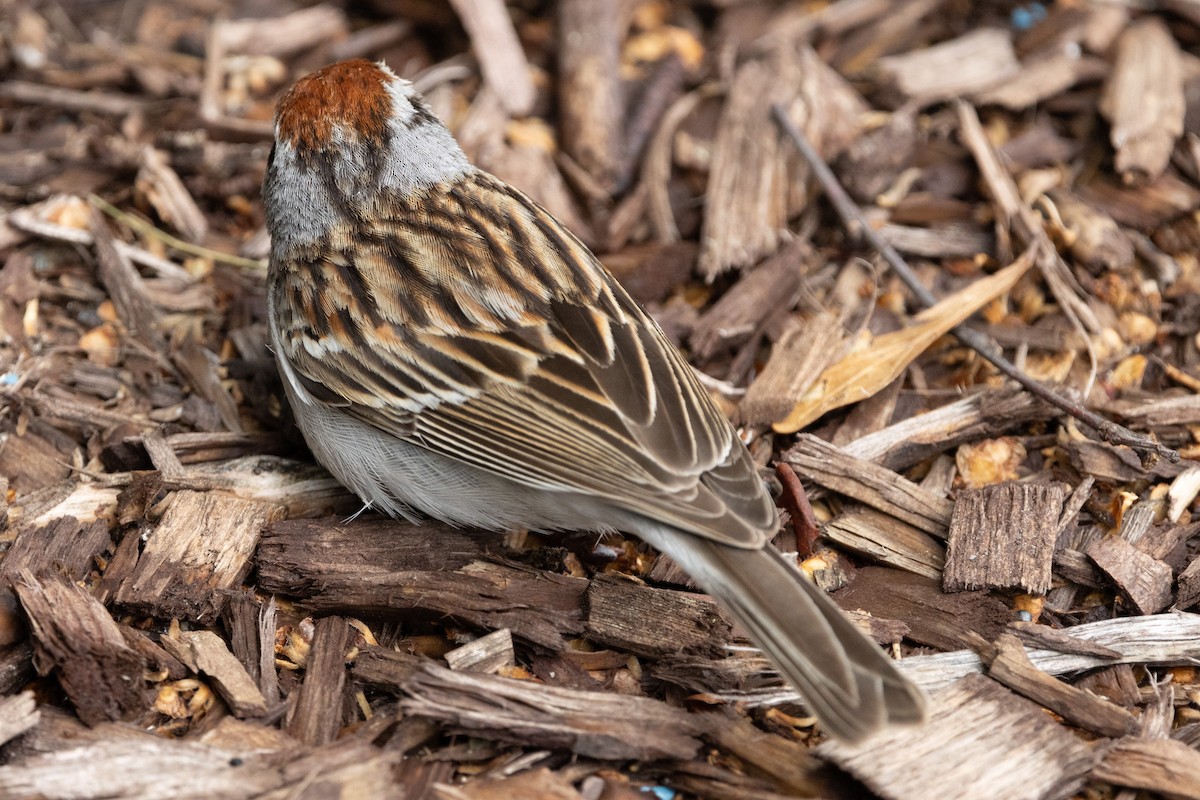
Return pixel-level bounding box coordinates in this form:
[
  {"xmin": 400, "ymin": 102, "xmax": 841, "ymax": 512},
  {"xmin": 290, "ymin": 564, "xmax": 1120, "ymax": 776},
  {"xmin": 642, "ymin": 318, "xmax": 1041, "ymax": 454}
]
[
  {"xmin": 944, "ymin": 482, "xmax": 1065, "ymax": 594},
  {"xmin": 14, "ymin": 573, "xmax": 148, "ymax": 726},
  {"xmin": 1176, "ymin": 554, "xmax": 1200, "ymax": 610},
  {"xmin": 835, "ymin": 567, "xmax": 1009, "ymax": 651},
  {"xmin": 288, "ymin": 615, "xmax": 352, "ymax": 746},
  {"xmin": 584, "ymin": 573, "xmax": 732, "ymax": 658},
  {"xmin": 1, "ymin": 517, "xmax": 111, "ymax": 583},
  {"xmin": 259, "ymin": 521, "xmax": 584, "ymax": 650},
  {"xmin": 224, "ymin": 590, "xmax": 280, "ymax": 705}
]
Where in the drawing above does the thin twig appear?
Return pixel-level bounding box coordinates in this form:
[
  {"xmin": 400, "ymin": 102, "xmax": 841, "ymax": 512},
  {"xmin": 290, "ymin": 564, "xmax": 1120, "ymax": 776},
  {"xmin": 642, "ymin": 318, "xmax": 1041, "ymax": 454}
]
[
  {"xmin": 771, "ymin": 104, "xmax": 1178, "ymax": 466},
  {"xmin": 88, "ymin": 195, "xmax": 267, "ymax": 271}
]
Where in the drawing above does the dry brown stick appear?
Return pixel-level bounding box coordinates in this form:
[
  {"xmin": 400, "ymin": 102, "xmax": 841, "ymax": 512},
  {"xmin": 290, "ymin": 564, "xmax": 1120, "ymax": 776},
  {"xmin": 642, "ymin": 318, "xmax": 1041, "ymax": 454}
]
[
  {"xmin": 775, "ymin": 462, "xmax": 818, "ymax": 558},
  {"xmin": 771, "ymin": 105, "xmax": 1177, "ymax": 465}
]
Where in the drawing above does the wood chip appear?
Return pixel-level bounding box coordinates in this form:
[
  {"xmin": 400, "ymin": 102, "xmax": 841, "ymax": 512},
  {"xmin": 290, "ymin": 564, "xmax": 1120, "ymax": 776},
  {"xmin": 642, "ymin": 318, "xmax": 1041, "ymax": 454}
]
[
  {"xmin": 114, "ymin": 490, "xmax": 284, "ymax": 624},
  {"xmin": 976, "ymin": 53, "xmax": 1107, "ymax": 111},
  {"xmin": 983, "ymin": 633, "xmax": 1138, "ymax": 738},
  {"xmin": 161, "ymin": 629, "xmax": 268, "ymax": 718},
  {"xmin": 445, "ymin": 628, "xmax": 515, "ymax": 674},
  {"xmin": 876, "ymin": 28, "xmax": 1021, "ymax": 104},
  {"xmin": 835, "ymin": 567, "xmax": 1009, "ymax": 652},
  {"xmin": 1100, "ymin": 17, "xmax": 1185, "ymax": 184},
  {"xmin": 88, "ymin": 207, "xmax": 163, "ymax": 350},
  {"xmin": 787, "ymin": 434, "xmax": 953, "ymax": 537},
  {"xmin": 697, "ymin": 710, "xmax": 819, "ymax": 796},
  {"xmin": 447, "ymin": 0, "xmax": 535, "ymax": 116},
  {"xmin": 817, "ymin": 674, "xmax": 1098, "ymax": 800},
  {"xmin": 400, "ymin": 660, "xmax": 703, "ymax": 760},
  {"xmin": 1093, "ymin": 737, "xmax": 1200, "ymax": 799},
  {"xmin": 698, "ymin": 55, "xmax": 792, "ymax": 278},
  {"xmin": 14, "ymin": 573, "xmax": 147, "ymax": 726},
  {"xmin": 225, "ymin": 591, "xmax": 280, "ymax": 705},
  {"xmin": 900, "ymin": 614, "xmax": 1200, "ymax": 693},
  {"xmin": 1, "ymin": 516, "xmax": 111, "ymax": 584},
  {"xmin": 584, "ymin": 573, "xmax": 731, "ymax": 658},
  {"xmin": 944, "ymin": 482, "xmax": 1064, "ymax": 594},
  {"xmin": 135, "ymin": 147, "xmax": 208, "ymax": 243},
  {"xmin": 287, "ymin": 616, "xmax": 351, "ymax": 746},
  {"xmin": 557, "ymin": 0, "xmax": 622, "ymax": 191},
  {"xmin": 821, "ymin": 506, "xmax": 945, "ymax": 580},
  {"xmin": 0, "ymin": 692, "xmax": 39, "ymax": 749},
  {"xmin": 689, "ymin": 239, "xmax": 811, "ymax": 360},
  {"xmin": 1086, "ymin": 536, "xmax": 1173, "ymax": 615},
  {"xmin": 434, "ymin": 768, "xmax": 585, "ymax": 800},
  {"xmin": 0, "ymin": 738, "xmax": 281, "ymax": 799},
  {"xmin": 258, "ymin": 520, "xmax": 583, "ymax": 650},
  {"xmin": 737, "ymin": 312, "xmax": 843, "ymax": 426}
]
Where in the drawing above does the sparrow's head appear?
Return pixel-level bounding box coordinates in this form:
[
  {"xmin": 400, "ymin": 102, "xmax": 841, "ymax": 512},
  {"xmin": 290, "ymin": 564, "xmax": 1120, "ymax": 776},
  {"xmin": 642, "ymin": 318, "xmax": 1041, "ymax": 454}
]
[
  {"xmin": 275, "ymin": 60, "xmax": 425, "ymax": 154},
  {"xmin": 264, "ymin": 59, "xmax": 471, "ymax": 253}
]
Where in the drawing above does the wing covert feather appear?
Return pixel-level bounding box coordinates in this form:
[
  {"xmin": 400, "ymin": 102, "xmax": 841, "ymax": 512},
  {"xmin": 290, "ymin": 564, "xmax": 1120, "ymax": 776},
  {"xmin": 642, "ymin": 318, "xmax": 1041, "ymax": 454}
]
[{"xmin": 272, "ymin": 172, "xmax": 776, "ymax": 546}]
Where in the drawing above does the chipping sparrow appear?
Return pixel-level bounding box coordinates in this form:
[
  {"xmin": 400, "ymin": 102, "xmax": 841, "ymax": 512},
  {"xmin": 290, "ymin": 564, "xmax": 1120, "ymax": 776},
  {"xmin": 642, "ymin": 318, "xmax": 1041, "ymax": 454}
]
[{"xmin": 263, "ymin": 59, "xmax": 926, "ymax": 740}]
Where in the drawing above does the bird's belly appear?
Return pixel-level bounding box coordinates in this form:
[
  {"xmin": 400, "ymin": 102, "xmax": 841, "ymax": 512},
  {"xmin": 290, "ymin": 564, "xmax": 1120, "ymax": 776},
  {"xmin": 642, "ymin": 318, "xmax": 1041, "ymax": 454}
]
[{"xmin": 286, "ymin": 386, "xmax": 611, "ymax": 533}]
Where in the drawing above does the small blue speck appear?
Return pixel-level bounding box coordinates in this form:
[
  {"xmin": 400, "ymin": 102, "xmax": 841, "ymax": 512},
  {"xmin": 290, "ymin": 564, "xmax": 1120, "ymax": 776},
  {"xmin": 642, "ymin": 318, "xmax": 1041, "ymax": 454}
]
[
  {"xmin": 1016, "ymin": 610, "xmax": 1033, "ymax": 622},
  {"xmin": 640, "ymin": 788, "xmax": 675, "ymax": 800},
  {"xmin": 0, "ymin": 373, "xmax": 17, "ymax": 386},
  {"xmin": 1011, "ymin": 3, "xmax": 1047, "ymax": 30}
]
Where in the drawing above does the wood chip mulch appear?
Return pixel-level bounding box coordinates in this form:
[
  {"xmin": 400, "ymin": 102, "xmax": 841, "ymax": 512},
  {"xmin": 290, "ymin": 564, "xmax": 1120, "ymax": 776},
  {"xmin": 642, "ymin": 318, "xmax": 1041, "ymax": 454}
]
[{"xmin": 3, "ymin": 1, "xmax": 1200, "ymax": 798}]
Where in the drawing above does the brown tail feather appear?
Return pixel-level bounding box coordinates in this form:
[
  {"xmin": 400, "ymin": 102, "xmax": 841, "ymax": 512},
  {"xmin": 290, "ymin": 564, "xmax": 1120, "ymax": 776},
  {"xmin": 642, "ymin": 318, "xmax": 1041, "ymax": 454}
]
[{"xmin": 641, "ymin": 527, "xmax": 926, "ymax": 741}]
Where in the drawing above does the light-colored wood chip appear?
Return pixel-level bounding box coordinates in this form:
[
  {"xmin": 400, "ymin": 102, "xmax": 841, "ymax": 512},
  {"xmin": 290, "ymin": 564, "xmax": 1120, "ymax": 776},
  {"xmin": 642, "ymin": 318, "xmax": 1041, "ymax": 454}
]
[
  {"xmin": 818, "ymin": 674, "xmax": 1097, "ymax": 800},
  {"xmin": 114, "ymin": 490, "xmax": 284, "ymax": 623},
  {"xmin": 162, "ymin": 630, "xmax": 268, "ymax": 718},
  {"xmin": 1100, "ymin": 17, "xmax": 1185, "ymax": 185}
]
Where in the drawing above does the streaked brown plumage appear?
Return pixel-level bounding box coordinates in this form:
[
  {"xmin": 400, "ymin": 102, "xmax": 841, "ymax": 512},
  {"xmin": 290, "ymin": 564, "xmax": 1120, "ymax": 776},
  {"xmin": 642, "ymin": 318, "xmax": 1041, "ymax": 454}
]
[{"xmin": 264, "ymin": 59, "xmax": 927, "ymax": 740}]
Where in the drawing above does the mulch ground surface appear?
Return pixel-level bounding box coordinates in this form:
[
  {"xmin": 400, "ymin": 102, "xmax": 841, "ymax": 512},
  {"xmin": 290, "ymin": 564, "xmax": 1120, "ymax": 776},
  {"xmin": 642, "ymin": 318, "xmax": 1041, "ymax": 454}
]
[{"xmin": 3, "ymin": 1, "xmax": 1200, "ymax": 798}]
